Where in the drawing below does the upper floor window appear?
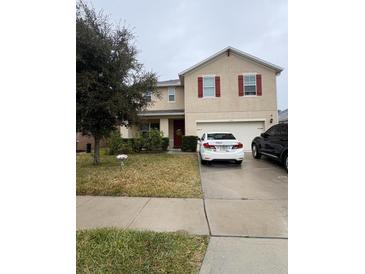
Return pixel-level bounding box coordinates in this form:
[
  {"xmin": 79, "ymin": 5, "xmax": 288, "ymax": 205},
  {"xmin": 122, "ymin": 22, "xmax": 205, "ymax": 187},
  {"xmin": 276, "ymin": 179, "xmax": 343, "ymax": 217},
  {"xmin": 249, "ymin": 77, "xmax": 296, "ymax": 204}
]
[
  {"xmin": 203, "ymin": 76, "xmax": 215, "ymax": 97},
  {"xmin": 168, "ymin": 87, "xmax": 176, "ymax": 102},
  {"xmin": 244, "ymin": 74, "xmax": 256, "ymax": 96},
  {"xmin": 145, "ymin": 91, "xmax": 152, "ymax": 102}
]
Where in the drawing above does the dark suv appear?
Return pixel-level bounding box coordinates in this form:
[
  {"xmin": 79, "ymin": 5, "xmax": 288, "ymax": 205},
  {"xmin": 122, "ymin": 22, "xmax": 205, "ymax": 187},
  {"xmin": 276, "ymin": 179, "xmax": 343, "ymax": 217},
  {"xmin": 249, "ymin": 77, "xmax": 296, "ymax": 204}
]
[{"xmin": 251, "ymin": 123, "xmax": 288, "ymax": 170}]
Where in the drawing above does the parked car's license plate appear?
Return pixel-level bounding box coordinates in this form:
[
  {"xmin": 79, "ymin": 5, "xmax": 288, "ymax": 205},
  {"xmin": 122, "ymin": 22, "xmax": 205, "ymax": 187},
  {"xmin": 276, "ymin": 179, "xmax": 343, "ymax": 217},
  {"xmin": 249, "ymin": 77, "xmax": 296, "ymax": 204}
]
[{"xmin": 217, "ymin": 145, "xmax": 231, "ymax": 151}]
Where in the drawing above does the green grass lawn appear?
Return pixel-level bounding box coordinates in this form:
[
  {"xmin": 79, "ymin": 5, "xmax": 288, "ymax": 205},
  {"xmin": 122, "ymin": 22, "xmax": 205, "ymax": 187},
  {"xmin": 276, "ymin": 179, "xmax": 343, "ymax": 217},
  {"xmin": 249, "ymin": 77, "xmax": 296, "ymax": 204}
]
[
  {"xmin": 77, "ymin": 228, "xmax": 208, "ymax": 274},
  {"xmin": 76, "ymin": 152, "xmax": 202, "ymax": 198}
]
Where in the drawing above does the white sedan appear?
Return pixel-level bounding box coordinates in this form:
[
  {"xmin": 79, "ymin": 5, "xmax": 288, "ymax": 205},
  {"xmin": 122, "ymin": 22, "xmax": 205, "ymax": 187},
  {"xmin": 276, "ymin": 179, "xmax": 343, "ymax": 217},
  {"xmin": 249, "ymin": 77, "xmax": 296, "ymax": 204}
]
[{"xmin": 198, "ymin": 132, "xmax": 244, "ymax": 165}]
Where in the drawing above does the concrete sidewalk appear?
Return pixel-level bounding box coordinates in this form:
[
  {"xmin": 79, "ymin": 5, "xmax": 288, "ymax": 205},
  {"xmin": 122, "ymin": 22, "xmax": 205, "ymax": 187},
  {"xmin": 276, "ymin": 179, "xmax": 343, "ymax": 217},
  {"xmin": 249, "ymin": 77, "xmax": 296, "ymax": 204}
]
[
  {"xmin": 77, "ymin": 196, "xmax": 209, "ymax": 235},
  {"xmin": 200, "ymin": 237, "xmax": 288, "ymax": 274},
  {"xmin": 77, "ymin": 195, "xmax": 287, "ymax": 238}
]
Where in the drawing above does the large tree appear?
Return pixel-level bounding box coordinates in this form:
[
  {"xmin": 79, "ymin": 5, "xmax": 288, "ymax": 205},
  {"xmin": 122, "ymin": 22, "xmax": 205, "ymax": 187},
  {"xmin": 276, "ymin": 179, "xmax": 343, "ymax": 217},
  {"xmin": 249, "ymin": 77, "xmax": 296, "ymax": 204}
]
[{"xmin": 76, "ymin": 1, "xmax": 158, "ymax": 164}]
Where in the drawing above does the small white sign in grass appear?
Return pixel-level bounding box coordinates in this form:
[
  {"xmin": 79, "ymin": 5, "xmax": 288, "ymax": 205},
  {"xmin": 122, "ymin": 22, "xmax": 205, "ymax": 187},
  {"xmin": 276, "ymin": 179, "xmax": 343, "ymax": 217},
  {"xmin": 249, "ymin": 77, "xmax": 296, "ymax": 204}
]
[{"xmin": 116, "ymin": 154, "xmax": 128, "ymax": 166}]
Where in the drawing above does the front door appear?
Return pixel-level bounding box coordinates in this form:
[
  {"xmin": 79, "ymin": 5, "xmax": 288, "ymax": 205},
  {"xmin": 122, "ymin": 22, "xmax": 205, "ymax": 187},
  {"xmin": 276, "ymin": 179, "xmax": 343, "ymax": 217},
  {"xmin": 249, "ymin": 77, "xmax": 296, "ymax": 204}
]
[{"xmin": 173, "ymin": 120, "xmax": 185, "ymax": 148}]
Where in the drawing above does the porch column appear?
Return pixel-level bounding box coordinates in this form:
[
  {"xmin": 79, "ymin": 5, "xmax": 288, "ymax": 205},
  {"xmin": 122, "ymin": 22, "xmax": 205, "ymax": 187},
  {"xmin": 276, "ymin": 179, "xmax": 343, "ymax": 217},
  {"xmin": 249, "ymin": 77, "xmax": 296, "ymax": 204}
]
[
  {"xmin": 160, "ymin": 118, "xmax": 169, "ymax": 137},
  {"xmin": 119, "ymin": 125, "xmax": 129, "ymax": 138}
]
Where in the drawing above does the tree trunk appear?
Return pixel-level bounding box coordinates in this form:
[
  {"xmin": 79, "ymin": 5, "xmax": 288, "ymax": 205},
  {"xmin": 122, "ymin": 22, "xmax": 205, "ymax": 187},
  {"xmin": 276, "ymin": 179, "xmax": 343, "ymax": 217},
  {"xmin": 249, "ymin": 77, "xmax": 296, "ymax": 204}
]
[{"xmin": 93, "ymin": 137, "xmax": 101, "ymax": 165}]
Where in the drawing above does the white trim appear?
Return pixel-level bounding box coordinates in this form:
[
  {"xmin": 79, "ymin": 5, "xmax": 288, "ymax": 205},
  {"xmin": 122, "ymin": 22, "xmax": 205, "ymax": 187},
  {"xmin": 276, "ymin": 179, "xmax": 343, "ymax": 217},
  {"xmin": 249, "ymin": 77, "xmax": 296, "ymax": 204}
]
[
  {"xmin": 138, "ymin": 112, "xmax": 184, "ymax": 117},
  {"xmin": 157, "ymin": 80, "xmax": 181, "ymax": 87},
  {"xmin": 196, "ymin": 118, "xmax": 266, "ymax": 123},
  {"xmin": 242, "ymin": 72, "xmax": 258, "ymax": 75}
]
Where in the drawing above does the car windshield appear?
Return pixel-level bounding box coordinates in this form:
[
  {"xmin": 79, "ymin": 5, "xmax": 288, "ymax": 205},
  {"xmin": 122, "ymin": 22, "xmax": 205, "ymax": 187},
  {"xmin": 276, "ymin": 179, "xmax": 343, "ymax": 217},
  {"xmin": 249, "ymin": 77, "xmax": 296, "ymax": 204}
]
[{"xmin": 207, "ymin": 133, "xmax": 236, "ymax": 140}]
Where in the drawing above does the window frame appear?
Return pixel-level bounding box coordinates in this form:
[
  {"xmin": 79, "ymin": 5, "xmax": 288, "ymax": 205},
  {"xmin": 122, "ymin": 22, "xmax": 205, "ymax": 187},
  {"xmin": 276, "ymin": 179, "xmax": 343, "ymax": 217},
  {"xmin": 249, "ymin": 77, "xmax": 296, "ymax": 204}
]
[
  {"xmin": 202, "ymin": 75, "xmax": 216, "ymax": 98},
  {"xmin": 145, "ymin": 91, "xmax": 152, "ymax": 102},
  {"xmin": 243, "ymin": 73, "xmax": 257, "ymax": 96},
  {"xmin": 168, "ymin": 87, "xmax": 176, "ymax": 102}
]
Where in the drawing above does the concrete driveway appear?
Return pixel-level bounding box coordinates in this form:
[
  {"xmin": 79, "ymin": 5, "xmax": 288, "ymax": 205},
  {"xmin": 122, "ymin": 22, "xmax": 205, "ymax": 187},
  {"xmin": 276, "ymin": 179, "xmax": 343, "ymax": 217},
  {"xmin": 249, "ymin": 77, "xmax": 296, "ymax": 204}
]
[
  {"xmin": 200, "ymin": 153, "xmax": 288, "ymax": 273},
  {"xmin": 201, "ymin": 153, "xmax": 288, "ymax": 200},
  {"xmin": 201, "ymin": 153, "xmax": 288, "ymax": 238}
]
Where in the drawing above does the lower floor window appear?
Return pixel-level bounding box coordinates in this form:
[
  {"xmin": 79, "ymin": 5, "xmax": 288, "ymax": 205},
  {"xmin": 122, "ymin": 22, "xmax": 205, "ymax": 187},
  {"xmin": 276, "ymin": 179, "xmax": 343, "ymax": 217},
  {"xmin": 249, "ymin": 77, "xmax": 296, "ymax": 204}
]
[
  {"xmin": 140, "ymin": 122, "xmax": 160, "ymax": 133},
  {"xmin": 150, "ymin": 123, "xmax": 160, "ymax": 130},
  {"xmin": 140, "ymin": 123, "xmax": 149, "ymax": 134}
]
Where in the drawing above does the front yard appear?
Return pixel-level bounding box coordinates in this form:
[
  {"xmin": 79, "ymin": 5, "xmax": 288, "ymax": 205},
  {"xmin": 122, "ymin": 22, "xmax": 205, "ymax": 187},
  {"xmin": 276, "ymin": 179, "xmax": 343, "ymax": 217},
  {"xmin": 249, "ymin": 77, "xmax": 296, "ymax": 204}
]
[
  {"xmin": 76, "ymin": 152, "xmax": 202, "ymax": 198},
  {"xmin": 77, "ymin": 228, "xmax": 208, "ymax": 274}
]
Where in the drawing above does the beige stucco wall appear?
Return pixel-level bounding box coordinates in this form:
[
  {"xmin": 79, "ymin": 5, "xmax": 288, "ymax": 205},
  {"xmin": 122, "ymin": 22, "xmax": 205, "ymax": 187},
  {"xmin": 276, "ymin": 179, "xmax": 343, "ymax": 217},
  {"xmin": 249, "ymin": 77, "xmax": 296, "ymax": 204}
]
[
  {"xmin": 147, "ymin": 86, "xmax": 184, "ymax": 111},
  {"xmin": 183, "ymin": 52, "xmax": 279, "ymax": 135}
]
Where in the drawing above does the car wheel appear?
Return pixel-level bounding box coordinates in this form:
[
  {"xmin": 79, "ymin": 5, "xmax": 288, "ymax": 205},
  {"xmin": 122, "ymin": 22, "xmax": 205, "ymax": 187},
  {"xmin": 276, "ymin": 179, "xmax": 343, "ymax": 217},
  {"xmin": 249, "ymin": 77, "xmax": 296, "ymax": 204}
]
[
  {"xmin": 235, "ymin": 160, "xmax": 242, "ymax": 165},
  {"xmin": 252, "ymin": 143, "xmax": 261, "ymax": 159}
]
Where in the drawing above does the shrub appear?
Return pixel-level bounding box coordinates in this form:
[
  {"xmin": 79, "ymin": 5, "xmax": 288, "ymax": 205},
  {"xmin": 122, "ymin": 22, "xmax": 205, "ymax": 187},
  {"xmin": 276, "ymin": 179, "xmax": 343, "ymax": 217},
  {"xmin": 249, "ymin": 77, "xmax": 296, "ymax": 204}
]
[
  {"xmin": 106, "ymin": 131, "xmax": 123, "ymax": 155},
  {"xmin": 131, "ymin": 137, "xmax": 143, "ymax": 152},
  {"xmin": 162, "ymin": 137, "xmax": 169, "ymax": 151},
  {"xmin": 107, "ymin": 129, "xmax": 167, "ymax": 154},
  {"xmin": 142, "ymin": 129, "xmax": 163, "ymax": 151},
  {"xmin": 181, "ymin": 136, "xmax": 198, "ymax": 152},
  {"xmin": 119, "ymin": 141, "xmax": 134, "ymax": 154}
]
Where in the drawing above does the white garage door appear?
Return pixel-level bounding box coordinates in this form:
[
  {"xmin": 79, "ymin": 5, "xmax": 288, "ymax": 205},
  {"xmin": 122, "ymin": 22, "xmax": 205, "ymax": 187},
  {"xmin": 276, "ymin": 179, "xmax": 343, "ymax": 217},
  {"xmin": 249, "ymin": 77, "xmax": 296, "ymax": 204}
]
[{"xmin": 196, "ymin": 121, "xmax": 265, "ymax": 151}]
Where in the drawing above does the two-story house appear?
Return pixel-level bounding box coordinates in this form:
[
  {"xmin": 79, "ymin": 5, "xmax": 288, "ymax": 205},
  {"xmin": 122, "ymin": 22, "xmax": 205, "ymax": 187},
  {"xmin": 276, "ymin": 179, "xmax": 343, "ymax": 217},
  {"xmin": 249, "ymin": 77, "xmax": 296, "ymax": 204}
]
[{"xmin": 120, "ymin": 46, "xmax": 283, "ymax": 151}]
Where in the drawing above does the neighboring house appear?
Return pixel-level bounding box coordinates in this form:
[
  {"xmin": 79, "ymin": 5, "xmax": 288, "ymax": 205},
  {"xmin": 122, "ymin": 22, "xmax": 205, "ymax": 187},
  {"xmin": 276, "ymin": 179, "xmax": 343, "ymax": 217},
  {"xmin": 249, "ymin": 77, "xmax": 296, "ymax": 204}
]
[
  {"xmin": 278, "ymin": 109, "xmax": 288, "ymax": 123},
  {"xmin": 120, "ymin": 46, "xmax": 283, "ymax": 151},
  {"xmin": 76, "ymin": 133, "xmax": 106, "ymax": 152}
]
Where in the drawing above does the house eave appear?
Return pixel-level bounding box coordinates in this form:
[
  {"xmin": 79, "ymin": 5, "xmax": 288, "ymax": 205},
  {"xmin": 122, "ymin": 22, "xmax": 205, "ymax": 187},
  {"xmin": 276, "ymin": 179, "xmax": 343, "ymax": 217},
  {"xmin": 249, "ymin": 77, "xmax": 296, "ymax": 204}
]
[
  {"xmin": 156, "ymin": 79, "xmax": 182, "ymax": 87},
  {"xmin": 138, "ymin": 110, "xmax": 185, "ymax": 117}
]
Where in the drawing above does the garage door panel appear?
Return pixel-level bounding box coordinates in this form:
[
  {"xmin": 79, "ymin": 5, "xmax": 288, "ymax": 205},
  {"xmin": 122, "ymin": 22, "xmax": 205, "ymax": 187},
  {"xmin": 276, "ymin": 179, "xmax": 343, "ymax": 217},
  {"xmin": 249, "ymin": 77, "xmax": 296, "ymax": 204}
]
[{"xmin": 196, "ymin": 121, "xmax": 265, "ymax": 152}]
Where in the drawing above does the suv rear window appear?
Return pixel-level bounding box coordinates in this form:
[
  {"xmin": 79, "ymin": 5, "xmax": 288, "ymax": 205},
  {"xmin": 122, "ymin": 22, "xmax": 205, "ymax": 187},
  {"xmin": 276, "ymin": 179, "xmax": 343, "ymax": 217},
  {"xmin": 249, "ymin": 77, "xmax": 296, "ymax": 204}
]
[{"xmin": 207, "ymin": 133, "xmax": 236, "ymax": 140}]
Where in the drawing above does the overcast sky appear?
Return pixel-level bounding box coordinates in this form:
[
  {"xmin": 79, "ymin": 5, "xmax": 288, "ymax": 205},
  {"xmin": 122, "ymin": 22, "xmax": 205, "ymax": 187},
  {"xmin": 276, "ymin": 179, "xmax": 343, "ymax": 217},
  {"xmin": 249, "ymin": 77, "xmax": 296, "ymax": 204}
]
[{"xmin": 92, "ymin": 0, "xmax": 288, "ymax": 110}]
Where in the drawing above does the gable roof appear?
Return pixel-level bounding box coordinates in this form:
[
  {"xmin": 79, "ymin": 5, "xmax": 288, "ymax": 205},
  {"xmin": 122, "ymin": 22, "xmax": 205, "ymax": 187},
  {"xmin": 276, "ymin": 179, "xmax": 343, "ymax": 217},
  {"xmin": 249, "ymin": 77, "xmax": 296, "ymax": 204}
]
[
  {"xmin": 157, "ymin": 79, "xmax": 181, "ymax": 87},
  {"xmin": 178, "ymin": 46, "xmax": 284, "ymax": 81}
]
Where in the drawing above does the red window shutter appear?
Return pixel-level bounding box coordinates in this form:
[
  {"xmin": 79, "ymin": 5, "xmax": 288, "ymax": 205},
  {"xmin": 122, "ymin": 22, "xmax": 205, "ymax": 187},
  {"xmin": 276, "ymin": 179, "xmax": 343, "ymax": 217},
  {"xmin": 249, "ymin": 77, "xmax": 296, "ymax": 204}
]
[
  {"xmin": 198, "ymin": 77, "xmax": 203, "ymax": 98},
  {"xmin": 238, "ymin": 75, "xmax": 244, "ymax": 96},
  {"xmin": 215, "ymin": 76, "xmax": 221, "ymax": 97},
  {"xmin": 256, "ymin": 74, "xmax": 262, "ymax": 96}
]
